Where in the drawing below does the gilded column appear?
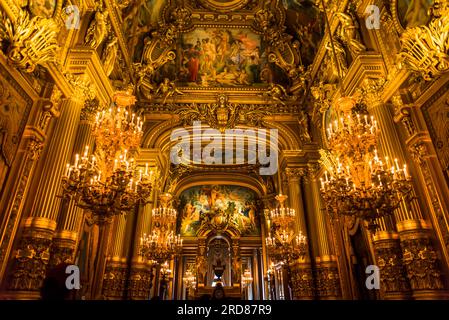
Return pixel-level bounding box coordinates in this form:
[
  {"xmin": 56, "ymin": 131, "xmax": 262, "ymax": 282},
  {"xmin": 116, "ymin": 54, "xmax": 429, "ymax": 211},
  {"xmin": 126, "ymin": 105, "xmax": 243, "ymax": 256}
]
[
  {"xmin": 128, "ymin": 201, "xmax": 155, "ymax": 300},
  {"xmin": 372, "ymin": 230, "xmax": 411, "ymax": 299},
  {"xmin": 50, "ymin": 99, "xmax": 100, "ymax": 269},
  {"xmin": 303, "ymin": 165, "xmax": 341, "ymax": 299},
  {"xmin": 364, "ymin": 81, "xmax": 446, "ymax": 298},
  {"xmin": 7, "ymin": 91, "xmax": 86, "ymax": 295},
  {"xmin": 102, "ymin": 215, "xmax": 128, "ymax": 300},
  {"xmin": 285, "ymin": 167, "xmax": 314, "ymax": 300}
]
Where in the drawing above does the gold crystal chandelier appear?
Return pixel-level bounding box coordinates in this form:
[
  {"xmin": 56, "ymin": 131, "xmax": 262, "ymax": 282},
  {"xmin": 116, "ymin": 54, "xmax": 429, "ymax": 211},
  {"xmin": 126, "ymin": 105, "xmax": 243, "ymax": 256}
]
[
  {"xmin": 265, "ymin": 194, "xmax": 307, "ymax": 263},
  {"xmin": 93, "ymin": 90, "xmax": 143, "ymax": 165},
  {"xmin": 62, "ymin": 148, "xmax": 154, "ymax": 224},
  {"xmin": 183, "ymin": 267, "xmax": 197, "ymax": 290},
  {"xmin": 61, "ymin": 91, "xmax": 154, "ymax": 224},
  {"xmin": 399, "ymin": 0, "xmax": 449, "ymax": 80},
  {"xmin": 242, "ymin": 269, "xmax": 253, "ymax": 288},
  {"xmin": 320, "ymin": 98, "xmax": 413, "ymax": 230},
  {"xmin": 139, "ymin": 193, "xmax": 182, "ymax": 263}
]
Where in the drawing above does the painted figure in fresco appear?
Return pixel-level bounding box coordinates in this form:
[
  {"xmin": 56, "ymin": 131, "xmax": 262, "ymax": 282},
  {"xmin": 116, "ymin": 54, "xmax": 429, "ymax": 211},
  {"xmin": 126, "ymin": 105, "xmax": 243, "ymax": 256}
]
[
  {"xmin": 404, "ymin": 0, "xmax": 432, "ymax": 28},
  {"xmin": 179, "ymin": 186, "xmax": 260, "ymax": 236},
  {"xmin": 179, "ymin": 28, "xmax": 265, "ymax": 87},
  {"xmin": 186, "ymin": 45, "xmax": 200, "ymax": 82}
]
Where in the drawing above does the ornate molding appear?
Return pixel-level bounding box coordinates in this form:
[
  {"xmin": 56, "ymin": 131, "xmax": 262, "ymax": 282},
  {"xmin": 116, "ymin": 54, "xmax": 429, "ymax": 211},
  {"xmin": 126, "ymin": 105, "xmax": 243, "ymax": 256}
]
[
  {"xmin": 374, "ymin": 238, "xmax": 411, "ymax": 297},
  {"xmin": 401, "ymin": 236, "xmax": 445, "ymax": 291},
  {"xmin": 0, "ymin": 8, "xmax": 59, "ymax": 72},
  {"xmin": 175, "ymin": 94, "xmax": 271, "ymax": 131}
]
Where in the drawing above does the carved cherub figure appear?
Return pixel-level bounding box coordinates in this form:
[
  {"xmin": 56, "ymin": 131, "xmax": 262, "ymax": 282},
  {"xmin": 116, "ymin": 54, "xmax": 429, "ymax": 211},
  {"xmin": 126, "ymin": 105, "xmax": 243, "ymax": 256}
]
[
  {"xmin": 264, "ymin": 83, "xmax": 289, "ymax": 105},
  {"xmin": 156, "ymin": 78, "xmax": 183, "ymax": 104}
]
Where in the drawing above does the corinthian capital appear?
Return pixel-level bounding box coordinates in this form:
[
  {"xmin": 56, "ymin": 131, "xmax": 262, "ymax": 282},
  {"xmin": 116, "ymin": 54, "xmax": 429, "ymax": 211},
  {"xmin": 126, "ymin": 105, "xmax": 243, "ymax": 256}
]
[
  {"xmin": 65, "ymin": 73, "xmax": 96, "ymax": 102},
  {"xmin": 362, "ymin": 78, "xmax": 386, "ymax": 106},
  {"xmin": 285, "ymin": 168, "xmax": 307, "ymax": 182}
]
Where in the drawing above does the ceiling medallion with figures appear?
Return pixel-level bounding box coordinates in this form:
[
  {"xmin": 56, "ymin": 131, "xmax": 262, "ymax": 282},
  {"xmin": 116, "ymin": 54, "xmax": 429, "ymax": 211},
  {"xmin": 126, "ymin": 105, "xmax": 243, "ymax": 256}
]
[{"xmin": 198, "ymin": 0, "xmax": 251, "ymax": 12}]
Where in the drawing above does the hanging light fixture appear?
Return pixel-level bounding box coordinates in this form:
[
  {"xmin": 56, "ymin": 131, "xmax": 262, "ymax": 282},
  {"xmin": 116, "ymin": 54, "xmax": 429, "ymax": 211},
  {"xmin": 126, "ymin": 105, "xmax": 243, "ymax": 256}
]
[
  {"xmin": 320, "ymin": 99, "xmax": 413, "ymax": 231},
  {"xmin": 265, "ymin": 194, "xmax": 307, "ymax": 263},
  {"xmin": 139, "ymin": 193, "xmax": 182, "ymax": 263},
  {"xmin": 241, "ymin": 269, "xmax": 254, "ymax": 288},
  {"xmin": 61, "ymin": 91, "xmax": 155, "ymax": 224},
  {"xmin": 316, "ymin": 0, "xmax": 413, "ymax": 231}
]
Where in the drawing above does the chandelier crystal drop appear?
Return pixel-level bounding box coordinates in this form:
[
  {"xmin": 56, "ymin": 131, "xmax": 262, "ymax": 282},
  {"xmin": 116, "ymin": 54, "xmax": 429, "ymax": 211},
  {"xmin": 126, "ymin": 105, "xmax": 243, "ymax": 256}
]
[{"xmin": 320, "ymin": 98, "xmax": 413, "ymax": 230}]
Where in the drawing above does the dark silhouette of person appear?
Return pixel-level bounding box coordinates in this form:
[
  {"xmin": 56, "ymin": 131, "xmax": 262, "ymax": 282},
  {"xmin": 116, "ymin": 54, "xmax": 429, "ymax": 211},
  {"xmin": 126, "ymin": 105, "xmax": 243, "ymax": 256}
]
[{"xmin": 41, "ymin": 263, "xmax": 75, "ymax": 300}]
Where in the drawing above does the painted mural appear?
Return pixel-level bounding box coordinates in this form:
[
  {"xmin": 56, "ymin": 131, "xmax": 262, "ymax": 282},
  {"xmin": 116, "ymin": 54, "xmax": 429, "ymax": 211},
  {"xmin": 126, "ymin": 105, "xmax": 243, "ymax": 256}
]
[
  {"xmin": 396, "ymin": 0, "xmax": 433, "ymax": 28},
  {"xmin": 177, "ymin": 28, "xmax": 270, "ymax": 87},
  {"xmin": 178, "ymin": 185, "xmax": 260, "ymax": 236}
]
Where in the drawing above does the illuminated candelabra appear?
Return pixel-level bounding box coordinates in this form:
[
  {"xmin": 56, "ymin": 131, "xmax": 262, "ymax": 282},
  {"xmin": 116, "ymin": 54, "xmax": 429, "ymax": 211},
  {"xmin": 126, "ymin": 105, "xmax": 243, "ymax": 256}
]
[
  {"xmin": 61, "ymin": 90, "xmax": 155, "ymax": 224},
  {"xmin": 183, "ymin": 267, "xmax": 197, "ymax": 290},
  {"xmin": 93, "ymin": 90, "xmax": 143, "ymax": 164},
  {"xmin": 139, "ymin": 193, "xmax": 182, "ymax": 263},
  {"xmin": 320, "ymin": 98, "xmax": 413, "ymax": 230},
  {"xmin": 62, "ymin": 147, "xmax": 155, "ymax": 224},
  {"xmin": 265, "ymin": 194, "xmax": 307, "ymax": 263},
  {"xmin": 242, "ymin": 269, "xmax": 254, "ymax": 288},
  {"xmin": 140, "ymin": 230, "xmax": 182, "ymax": 264}
]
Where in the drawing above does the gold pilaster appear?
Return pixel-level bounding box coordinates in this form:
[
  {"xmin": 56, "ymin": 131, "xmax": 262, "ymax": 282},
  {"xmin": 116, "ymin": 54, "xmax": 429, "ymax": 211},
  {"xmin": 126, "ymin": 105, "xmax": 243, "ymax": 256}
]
[
  {"xmin": 284, "ymin": 167, "xmax": 313, "ymax": 300},
  {"xmin": 303, "ymin": 164, "xmax": 342, "ymax": 299},
  {"xmin": 6, "ymin": 95, "xmax": 84, "ymax": 295},
  {"xmin": 364, "ymin": 82, "xmax": 447, "ymax": 299},
  {"xmin": 50, "ymin": 99, "xmax": 100, "ymax": 268},
  {"xmin": 128, "ymin": 202, "xmax": 155, "ymax": 300}
]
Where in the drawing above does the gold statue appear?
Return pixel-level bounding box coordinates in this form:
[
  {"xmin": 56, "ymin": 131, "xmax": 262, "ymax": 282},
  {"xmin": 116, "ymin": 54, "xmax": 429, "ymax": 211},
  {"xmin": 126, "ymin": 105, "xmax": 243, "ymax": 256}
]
[
  {"xmin": 102, "ymin": 36, "xmax": 119, "ymax": 77},
  {"xmin": 134, "ymin": 63, "xmax": 155, "ymax": 100},
  {"xmin": 325, "ymin": 40, "xmax": 348, "ymax": 78},
  {"xmin": 263, "ymin": 83, "xmax": 289, "ymax": 105},
  {"xmin": 85, "ymin": 4, "xmax": 109, "ymax": 49},
  {"xmin": 156, "ymin": 78, "xmax": 183, "ymax": 104},
  {"xmin": 336, "ymin": 12, "xmax": 366, "ymax": 58}
]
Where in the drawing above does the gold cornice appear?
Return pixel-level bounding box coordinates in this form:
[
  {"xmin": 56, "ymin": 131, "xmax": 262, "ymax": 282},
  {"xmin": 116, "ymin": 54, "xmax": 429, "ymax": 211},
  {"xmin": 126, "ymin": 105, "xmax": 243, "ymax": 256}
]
[
  {"xmin": 46, "ymin": 63, "xmax": 74, "ymax": 99},
  {"xmin": 373, "ymin": 231, "xmax": 400, "ymax": 242},
  {"xmin": 66, "ymin": 47, "xmax": 114, "ymax": 105},
  {"xmin": 53, "ymin": 230, "xmax": 78, "ymax": 241},
  {"xmin": 342, "ymin": 53, "xmax": 387, "ymax": 96},
  {"xmin": 411, "ymin": 72, "xmax": 449, "ymax": 108},
  {"xmin": 381, "ymin": 69, "xmax": 411, "ymax": 102}
]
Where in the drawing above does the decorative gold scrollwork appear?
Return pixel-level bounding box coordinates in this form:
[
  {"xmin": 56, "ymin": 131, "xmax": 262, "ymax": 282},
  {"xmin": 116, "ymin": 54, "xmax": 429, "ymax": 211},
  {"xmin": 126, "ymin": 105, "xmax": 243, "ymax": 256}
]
[{"xmin": 0, "ymin": 9, "xmax": 59, "ymax": 72}]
